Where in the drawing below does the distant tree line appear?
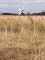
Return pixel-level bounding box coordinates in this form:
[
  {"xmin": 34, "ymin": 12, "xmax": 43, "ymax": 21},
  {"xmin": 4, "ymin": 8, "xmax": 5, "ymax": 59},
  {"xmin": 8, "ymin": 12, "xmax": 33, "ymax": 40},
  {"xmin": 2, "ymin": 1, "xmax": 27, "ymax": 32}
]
[
  {"xmin": 32, "ymin": 12, "xmax": 45, "ymax": 15},
  {"xmin": 1, "ymin": 13, "xmax": 18, "ymax": 15},
  {"xmin": 0, "ymin": 11, "xmax": 45, "ymax": 15}
]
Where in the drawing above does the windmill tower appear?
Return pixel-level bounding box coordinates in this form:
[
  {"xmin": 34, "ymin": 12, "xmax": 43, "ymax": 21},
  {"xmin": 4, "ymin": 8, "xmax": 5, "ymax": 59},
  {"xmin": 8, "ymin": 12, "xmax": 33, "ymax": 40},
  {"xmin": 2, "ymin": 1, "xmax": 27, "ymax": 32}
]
[{"xmin": 19, "ymin": 7, "xmax": 24, "ymax": 15}]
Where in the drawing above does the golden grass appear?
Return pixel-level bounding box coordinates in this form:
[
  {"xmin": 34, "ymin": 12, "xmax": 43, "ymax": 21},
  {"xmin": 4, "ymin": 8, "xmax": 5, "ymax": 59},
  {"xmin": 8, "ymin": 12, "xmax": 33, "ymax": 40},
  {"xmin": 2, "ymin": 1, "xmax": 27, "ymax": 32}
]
[{"xmin": 0, "ymin": 15, "xmax": 45, "ymax": 60}]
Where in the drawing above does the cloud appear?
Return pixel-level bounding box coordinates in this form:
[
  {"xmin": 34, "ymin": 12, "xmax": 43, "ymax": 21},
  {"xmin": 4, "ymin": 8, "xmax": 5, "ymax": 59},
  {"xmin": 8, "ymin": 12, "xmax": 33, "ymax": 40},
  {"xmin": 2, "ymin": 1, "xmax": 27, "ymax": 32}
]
[
  {"xmin": 0, "ymin": 0, "xmax": 45, "ymax": 4},
  {"xmin": 35, "ymin": 0, "xmax": 45, "ymax": 3},
  {"xmin": 0, "ymin": 0, "xmax": 45, "ymax": 13}
]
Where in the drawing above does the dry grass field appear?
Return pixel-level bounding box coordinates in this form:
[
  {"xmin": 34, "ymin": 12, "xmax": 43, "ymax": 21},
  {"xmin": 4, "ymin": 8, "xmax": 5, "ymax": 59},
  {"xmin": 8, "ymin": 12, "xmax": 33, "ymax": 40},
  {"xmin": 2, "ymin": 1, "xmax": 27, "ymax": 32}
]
[{"xmin": 0, "ymin": 15, "xmax": 45, "ymax": 60}]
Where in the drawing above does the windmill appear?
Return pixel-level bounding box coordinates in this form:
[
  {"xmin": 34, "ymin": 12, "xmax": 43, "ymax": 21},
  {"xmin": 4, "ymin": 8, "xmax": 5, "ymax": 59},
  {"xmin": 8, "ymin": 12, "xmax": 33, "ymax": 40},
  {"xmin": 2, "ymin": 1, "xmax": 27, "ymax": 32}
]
[{"xmin": 19, "ymin": 7, "xmax": 24, "ymax": 15}]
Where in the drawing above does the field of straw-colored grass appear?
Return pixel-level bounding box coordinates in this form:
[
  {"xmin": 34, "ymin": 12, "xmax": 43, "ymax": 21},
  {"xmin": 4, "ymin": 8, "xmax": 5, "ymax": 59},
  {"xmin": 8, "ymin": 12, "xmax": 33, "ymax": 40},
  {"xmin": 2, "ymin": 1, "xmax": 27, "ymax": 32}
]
[{"xmin": 0, "ymin": 15, "xmax": 45, "ymax": 60}]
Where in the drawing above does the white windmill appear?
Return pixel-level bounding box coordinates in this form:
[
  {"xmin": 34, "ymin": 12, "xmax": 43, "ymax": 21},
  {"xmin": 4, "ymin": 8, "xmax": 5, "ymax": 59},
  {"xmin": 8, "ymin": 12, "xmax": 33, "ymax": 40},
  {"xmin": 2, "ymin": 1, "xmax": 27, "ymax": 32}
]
[{"xmin": 19, "ymin": 7, "xmax": 24, "ymax": 15}]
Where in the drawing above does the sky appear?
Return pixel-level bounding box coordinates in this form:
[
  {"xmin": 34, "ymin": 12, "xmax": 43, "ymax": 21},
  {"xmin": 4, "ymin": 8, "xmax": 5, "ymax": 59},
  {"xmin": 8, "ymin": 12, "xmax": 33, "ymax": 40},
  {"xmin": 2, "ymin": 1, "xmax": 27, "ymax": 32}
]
[{"xmin": 0, "ymin": 0, "xmax": 45, "ymax": 13}]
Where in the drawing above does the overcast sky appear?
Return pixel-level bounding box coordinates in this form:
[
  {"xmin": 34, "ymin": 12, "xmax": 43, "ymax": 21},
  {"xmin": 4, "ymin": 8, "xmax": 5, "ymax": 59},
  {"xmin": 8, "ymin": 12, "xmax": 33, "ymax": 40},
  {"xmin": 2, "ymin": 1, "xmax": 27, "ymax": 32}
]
[{"xmin": 0, "ymin": 0, "xmax": 45, "ymax": 13}]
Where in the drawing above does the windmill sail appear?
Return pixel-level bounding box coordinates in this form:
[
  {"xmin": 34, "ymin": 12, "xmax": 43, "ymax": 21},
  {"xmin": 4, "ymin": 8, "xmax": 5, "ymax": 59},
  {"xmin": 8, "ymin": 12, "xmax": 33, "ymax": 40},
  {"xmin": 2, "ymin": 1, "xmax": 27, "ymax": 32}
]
[{"xmin": 19, "ymin": 7, "xmax": 24, "ymax": 15}]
